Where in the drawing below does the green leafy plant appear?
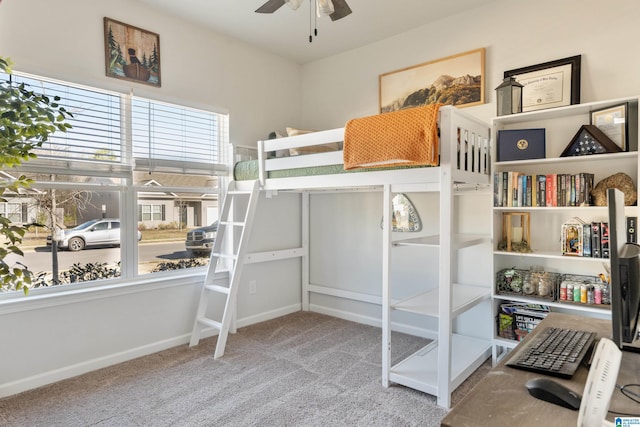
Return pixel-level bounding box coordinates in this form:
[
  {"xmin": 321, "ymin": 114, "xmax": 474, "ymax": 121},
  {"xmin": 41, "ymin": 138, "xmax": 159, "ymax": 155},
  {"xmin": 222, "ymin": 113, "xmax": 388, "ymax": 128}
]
[
  {"xmin": 0, "ymin": 57, "xmax": 72, "ymax": 293},
  {"xmin": 151, "ymin": 258, "xmax": 208, "ymax": 272}
]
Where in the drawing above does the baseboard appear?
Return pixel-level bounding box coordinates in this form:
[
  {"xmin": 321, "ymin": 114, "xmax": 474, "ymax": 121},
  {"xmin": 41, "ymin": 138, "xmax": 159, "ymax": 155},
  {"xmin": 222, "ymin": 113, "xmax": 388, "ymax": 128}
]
[
  {"xmin": 309, "ymin": 304, "xmax": 438, "ymax": 340},
  {"xmin": 0, "ymin": 303, "xmax": 302, "ymax": 399},
  {"xmin": 0, "ymin": 334, "xmax": 191, "ymax": 398}
]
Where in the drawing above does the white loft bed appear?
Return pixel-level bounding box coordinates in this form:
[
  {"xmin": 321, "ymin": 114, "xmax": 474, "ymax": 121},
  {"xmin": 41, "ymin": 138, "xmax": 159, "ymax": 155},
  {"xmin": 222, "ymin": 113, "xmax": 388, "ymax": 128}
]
[{"xmin": 232, "ymin": 105, "xmax": 492, "ymax": 408}]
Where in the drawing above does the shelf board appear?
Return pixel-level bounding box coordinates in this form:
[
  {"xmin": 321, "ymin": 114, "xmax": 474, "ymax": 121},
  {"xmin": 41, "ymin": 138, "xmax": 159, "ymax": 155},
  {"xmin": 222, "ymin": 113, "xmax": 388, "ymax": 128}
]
[
  {"xmin": 492, "ymin": 294, "xmax": 612, "ymax": 315},
  {"xmin": 494, "ymin": 151, "xmax": 636, "ymax": 168},
  {"xmin": 394, "ymin": 234, "xmax": 489, "ymax": 249},
  {"xmin": 493, "ymin": 206, "xmax": 608, "ymax": 212},
  {"xmin": 493, "ymin": 250, "xmax": 613, "ymax": 262},
  {"xmin": 389, "ymin": 334, "xmax": 491, "ymax": 396},
  {"xmin": 492, "ymin": 97, "xmax": 640, "ymax": 124},
  {"xmin": 392, "ymin": 284, "xmax": 490, "ymax": 317}
]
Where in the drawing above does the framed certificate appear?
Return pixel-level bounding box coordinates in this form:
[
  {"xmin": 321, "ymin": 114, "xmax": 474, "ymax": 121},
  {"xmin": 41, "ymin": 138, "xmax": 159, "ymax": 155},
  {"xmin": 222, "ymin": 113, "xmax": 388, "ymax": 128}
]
[
  {"xmin": 591, "ymin": 103, "xmax": 628, "ymax": 151},
  {"xmin": 504, "ymin": 55, "xmax": 581, "ymax": 112}
]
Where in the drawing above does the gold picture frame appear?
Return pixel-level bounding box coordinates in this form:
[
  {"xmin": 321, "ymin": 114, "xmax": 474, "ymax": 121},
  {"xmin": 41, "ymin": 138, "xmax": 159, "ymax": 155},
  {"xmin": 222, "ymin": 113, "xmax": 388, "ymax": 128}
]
[
  {"xmin": 378, "ymin": 48, "xmax": 485, "ymax": 113},
  {"xmin": 104, "ymin": 17, "xmax": 161, "ymax": 87},
  {"xmin": 590, "ymin": 103, "xmax": 628, "ymax": 151}
]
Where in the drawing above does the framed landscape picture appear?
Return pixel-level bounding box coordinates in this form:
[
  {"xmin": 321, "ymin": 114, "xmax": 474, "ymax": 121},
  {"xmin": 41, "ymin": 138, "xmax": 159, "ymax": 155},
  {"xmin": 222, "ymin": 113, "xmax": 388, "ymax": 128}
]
[
  {"xmin": 379, "ymin": 48, "xmax": 485, "ymax": 113},
  {"xmin": 104, "ymin": 17, "xmax": 161, "ymax": 87}
]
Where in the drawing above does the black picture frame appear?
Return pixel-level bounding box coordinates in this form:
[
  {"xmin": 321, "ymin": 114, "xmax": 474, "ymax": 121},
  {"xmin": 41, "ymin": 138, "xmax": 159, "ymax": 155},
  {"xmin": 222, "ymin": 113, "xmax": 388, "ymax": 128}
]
[{"xmin": 504, "ymin": 55, "xmax": 581, "ymax": 112}]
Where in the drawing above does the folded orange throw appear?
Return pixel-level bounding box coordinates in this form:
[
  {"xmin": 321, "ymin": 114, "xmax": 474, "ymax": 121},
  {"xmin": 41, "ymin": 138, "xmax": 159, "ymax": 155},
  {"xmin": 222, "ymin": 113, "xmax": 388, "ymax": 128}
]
[{"xmin": 343, "ymin": 104, "xmax": 441, "ymax": 170}]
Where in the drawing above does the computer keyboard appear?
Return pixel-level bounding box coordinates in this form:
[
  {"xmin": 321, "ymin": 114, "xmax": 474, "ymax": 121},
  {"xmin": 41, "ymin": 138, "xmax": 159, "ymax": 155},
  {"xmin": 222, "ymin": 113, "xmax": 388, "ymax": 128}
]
[{"xmin": 506, "ymin": 326, "xmax": 597, "ymax": 379}]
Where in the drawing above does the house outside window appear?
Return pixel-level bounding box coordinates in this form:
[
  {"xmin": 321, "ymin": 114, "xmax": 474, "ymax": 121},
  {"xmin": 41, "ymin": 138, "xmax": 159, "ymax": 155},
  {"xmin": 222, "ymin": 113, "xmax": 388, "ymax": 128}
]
[
  {"xmin": 0, "ymin": 202, "xmax": 26, "ymax": 223},
  {"xmin": 139, "ymin": 204, "xmax": 165, "ymax": 222}
]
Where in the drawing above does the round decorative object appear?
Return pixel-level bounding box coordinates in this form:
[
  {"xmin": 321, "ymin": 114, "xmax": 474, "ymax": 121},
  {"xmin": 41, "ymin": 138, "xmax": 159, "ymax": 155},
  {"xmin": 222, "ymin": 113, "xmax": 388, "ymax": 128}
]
[{"xmin": 590, "ymin": 172, "xmax": 637, "ymax": 206}]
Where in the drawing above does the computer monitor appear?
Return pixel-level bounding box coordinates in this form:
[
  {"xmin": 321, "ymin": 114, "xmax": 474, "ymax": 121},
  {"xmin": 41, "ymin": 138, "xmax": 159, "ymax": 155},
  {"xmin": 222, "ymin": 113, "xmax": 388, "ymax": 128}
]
[{"xmin": 607, "ymin": 188, "xmax": 640, "ymax": 352}]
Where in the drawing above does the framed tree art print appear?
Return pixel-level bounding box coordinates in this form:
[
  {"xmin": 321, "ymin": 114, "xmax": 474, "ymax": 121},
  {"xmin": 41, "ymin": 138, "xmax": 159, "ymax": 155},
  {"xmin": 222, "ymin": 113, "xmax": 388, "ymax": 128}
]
[{"xmin": 104, "ymin": 18, "xmax": 161, "ymax": 87}]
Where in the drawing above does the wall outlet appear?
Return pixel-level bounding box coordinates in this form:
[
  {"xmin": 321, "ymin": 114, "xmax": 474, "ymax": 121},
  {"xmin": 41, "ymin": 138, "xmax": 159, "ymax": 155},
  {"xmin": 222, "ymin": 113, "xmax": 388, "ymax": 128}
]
[{"xmin": 249, "ymin": 280, "xmax": 257, "ymax": 294}]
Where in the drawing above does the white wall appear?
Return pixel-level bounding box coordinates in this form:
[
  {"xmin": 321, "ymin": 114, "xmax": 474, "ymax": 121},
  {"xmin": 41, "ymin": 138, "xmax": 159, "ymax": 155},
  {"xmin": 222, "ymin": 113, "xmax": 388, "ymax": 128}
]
[
  {"xmin": 299, "ymin": 0, "xmax": 640, "ymax": 321},
  {"xmin": 0, "ymin": 0, "xmax": 301, "ymax": 148},
  {"xmin": 0, "ymin": 0, "xmax": 304, "ymax": 397},
  {"xmin": 299, "ymin": 0, "xmax": 640, "ymax": 129}
]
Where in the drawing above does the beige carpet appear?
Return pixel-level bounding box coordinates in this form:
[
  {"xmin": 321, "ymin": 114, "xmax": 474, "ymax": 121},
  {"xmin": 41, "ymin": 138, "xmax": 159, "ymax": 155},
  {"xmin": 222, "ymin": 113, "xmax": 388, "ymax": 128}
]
[{"xmin": 0, "ymin": 311, "xmax": 490, "ymax": 426}]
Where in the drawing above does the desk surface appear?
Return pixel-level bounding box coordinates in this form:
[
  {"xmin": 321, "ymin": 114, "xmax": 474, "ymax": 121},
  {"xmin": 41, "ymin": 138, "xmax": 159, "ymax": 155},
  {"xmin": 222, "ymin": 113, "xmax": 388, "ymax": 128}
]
[{"xmin": 441, "ymin": 312, "xmax": 640, "ymax": 427}]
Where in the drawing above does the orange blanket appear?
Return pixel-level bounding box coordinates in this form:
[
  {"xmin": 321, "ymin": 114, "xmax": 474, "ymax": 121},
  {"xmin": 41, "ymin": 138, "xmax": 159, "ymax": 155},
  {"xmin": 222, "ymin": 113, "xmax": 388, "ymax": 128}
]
[{"xmin": 343, "ymin": 104, "xmax": 441, "ymax": 170}]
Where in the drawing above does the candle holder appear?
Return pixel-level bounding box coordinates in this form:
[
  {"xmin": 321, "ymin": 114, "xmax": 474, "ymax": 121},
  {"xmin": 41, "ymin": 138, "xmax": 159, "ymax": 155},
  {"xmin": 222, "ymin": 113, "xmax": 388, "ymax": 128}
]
[{"xmin": 501, "ymin": 212, "xmax": 531, "ymax": 252}]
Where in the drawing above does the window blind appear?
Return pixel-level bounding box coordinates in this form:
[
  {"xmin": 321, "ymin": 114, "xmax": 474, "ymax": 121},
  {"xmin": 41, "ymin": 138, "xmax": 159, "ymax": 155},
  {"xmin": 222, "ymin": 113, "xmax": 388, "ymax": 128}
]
[
  {"xmin": 7, "ymin": 73, "xmax": 127, "ymax": 176},
  {"xmin": 132, "ymin": 97, "xmax": 229, "ymax": 175}
]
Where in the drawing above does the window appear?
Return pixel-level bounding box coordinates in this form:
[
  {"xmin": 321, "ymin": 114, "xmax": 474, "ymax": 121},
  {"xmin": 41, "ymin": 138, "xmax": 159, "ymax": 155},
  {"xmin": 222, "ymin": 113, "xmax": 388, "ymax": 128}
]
[
  {"xmin": 138, "ymin": 204, "xmax": 165, "ymax": 221},
  {"xmin": 1, "ymin": 70, "xmax": 227, "ymax": 293},
  {"xmin": 0, "ymin": 202, "xmax": 26, "ymax": 223}
]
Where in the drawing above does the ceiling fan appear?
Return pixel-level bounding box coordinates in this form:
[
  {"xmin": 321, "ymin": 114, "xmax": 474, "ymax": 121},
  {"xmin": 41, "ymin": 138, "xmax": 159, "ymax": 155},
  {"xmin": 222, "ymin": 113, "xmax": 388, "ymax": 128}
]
[{"xmin": 255, "ymin": 0, "xmax": 352, "ymax": 22}]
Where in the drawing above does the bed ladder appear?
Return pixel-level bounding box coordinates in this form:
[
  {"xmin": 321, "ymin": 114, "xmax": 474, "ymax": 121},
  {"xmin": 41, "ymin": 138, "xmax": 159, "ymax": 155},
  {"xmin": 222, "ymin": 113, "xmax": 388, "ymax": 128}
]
[{"xmin": 189, "ymin": 179, "xmax": 260, "ymax": 358}]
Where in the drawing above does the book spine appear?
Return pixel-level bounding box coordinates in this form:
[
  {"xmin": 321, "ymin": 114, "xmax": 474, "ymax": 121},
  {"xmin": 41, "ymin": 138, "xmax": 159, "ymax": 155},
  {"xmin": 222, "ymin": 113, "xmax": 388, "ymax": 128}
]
[
  {"xmin": 591, "ymin": 222, "xmax": 601, "ymax": 258},
  {"xmin": 600, "ymin": 222, "xmax": 610, "ymax": 259},
  {"xmin": 628, "ymin": 216, "xmax": 637, "ymax": 243},
  {"xmin": 583, "ymin": 223, "xmax": 592, "ymax": 257},
  {"xmin": 538, "ymin": 175, "xmax": 546, "ymax": 207}
]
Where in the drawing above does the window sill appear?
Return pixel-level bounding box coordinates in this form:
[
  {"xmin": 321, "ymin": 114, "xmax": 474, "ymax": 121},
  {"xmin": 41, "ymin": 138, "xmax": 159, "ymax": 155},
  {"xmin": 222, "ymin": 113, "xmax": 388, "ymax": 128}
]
[{"xmin": 0, "ymin": 268, "xmax": 229, "ymax": 315}]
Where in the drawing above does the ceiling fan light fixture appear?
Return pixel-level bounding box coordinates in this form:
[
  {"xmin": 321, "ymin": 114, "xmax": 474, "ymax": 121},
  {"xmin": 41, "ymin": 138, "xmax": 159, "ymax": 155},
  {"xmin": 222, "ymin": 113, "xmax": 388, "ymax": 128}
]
[
  {"xmin": 284, "ymin": 0, "xmax": 303, "ymax": 11},
  {"xmin": 316, "ymin": 0, "xmax": 334, "ymax": 17}
]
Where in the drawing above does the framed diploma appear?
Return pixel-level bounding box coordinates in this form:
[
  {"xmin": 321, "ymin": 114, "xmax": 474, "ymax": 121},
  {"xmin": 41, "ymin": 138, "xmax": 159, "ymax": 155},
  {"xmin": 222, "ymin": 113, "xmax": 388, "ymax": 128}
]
[
  {"xmin": 504, "ymin": 55, "xmax": 581, "ymax": 112},
  {"xmin": 591, "ymin": 103, "xmax": 628, "ymax": 151}
]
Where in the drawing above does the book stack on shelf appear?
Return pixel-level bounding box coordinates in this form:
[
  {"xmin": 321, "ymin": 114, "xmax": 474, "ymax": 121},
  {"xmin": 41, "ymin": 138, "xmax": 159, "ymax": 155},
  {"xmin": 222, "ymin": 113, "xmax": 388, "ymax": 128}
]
[
  {"xmin": 493, "ymin": 171, "xmax": 595, "ymax": 207},
  {"xmin": 562, "ymin": 217, "xmax": 637, "ymax": 259}
]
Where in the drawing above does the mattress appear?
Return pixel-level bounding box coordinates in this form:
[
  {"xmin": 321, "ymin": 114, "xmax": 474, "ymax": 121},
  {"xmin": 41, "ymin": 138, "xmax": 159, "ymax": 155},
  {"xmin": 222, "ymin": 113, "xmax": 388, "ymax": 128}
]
[{"xmin": 233, "ymin": 159, "xmax": 428, "ymax": 181}]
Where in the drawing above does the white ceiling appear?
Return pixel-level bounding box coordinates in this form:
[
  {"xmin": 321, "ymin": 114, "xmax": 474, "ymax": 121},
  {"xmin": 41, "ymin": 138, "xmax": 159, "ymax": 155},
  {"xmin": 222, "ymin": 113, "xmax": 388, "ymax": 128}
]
[{"xmin": 136, "ymin": 0, "xmax": 492, "ymax": 64}]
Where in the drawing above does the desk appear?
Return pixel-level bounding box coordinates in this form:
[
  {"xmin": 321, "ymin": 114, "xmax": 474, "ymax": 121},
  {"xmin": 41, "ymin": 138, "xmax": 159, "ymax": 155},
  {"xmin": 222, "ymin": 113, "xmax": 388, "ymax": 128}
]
[{"xmin": 441, "ymin": 313, "xmax": 640, "ymax": 427}]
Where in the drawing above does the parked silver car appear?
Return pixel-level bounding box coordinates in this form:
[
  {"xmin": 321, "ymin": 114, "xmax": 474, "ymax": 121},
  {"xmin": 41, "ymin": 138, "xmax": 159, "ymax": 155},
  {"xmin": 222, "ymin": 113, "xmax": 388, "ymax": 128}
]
[{"xmin": 46, "ymin": 219, "xmax": 142, "ymax": 251}]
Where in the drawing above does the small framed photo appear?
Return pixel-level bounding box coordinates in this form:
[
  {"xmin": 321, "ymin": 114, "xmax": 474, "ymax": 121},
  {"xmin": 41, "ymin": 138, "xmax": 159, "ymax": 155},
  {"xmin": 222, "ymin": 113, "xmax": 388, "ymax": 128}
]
[
  {"xmin": 104, "ymin": 17, "xmax": 161, "ymax": 87},
  {"xmin": 504, "ymin": 55, "xmax": 581, "ymax": 112},
  {"xmin": 590, "ymin": 103, "xmax": 628, "ymax": 151}
]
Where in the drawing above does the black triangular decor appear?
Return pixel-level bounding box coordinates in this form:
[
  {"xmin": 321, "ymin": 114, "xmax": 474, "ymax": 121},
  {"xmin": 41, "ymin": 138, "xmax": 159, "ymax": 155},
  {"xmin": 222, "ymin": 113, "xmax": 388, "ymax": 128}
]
[{"xmin": 560, "ymin": 124, "xmax": 623, "ymax": 157}]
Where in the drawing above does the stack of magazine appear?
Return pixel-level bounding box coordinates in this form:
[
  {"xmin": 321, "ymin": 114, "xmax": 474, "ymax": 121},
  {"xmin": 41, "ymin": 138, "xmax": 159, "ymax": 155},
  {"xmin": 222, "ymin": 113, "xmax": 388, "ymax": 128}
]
[{"xmin": 498, "ymin": 302, "xmax": 550, "ymax": 341}]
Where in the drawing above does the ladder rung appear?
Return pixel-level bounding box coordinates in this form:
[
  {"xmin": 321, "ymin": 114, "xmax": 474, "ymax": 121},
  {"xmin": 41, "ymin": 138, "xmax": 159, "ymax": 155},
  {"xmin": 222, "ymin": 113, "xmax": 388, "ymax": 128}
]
[
  {"xmin": 197, "ymin": 317, "xmax": 222, "ymax": 330},
  {"xmin": 212, "ymin": 252, "xmax": 237, "ymax": 259},
  {"xmin": 220, "ymin": 220, "xmax": 246, "ymax": 227},
  {"xmin": 228, "ymin": 190, "xmax": 252, "ymax": 195},
  {"xmin": 204, "ymin": 284, "xmax": 230, "ymax": 294}
]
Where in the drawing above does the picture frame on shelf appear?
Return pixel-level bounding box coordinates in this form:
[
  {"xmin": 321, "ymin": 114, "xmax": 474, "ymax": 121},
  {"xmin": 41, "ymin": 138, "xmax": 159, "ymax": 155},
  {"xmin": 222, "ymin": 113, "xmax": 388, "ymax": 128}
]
[
  {"xmin": 590, "ymin": 103, "xmax": 628, "ymax": 151},
  {"xmin": 504, "ymin": 55, "xmax": 581, "ymax": 112}
]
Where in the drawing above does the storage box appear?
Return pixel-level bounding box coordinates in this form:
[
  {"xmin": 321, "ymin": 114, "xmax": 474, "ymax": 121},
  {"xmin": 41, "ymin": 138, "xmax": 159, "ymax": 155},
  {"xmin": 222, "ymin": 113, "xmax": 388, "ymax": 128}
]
[
  {"xmin": 497, "ymin": 128, "xmax": 546, "ymax": 161},
  {"xmin": 495, "ymin": 268, "xmax": 558, "ymax": 300}
]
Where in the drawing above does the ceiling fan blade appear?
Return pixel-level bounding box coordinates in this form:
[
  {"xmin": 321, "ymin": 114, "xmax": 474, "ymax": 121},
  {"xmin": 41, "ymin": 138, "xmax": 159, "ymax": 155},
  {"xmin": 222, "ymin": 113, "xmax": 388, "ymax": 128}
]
[
  {"xmin": 329, "ymin": 0, "xmax": 352, "ymax": 21},
  {"xmin": 255, "ymin": 0, "xmax": 286, "ymax": 14}
]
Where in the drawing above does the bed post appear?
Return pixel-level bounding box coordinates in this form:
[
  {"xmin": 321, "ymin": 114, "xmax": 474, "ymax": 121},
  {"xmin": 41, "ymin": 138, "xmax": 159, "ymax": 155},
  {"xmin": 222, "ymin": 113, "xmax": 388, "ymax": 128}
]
[
  {"xmin": 257, "ymin": 139, "xmax": 266, "ymax": 186},
  {"xmin": 381, "ymin": 184, "xmax": 392, "ymax": 388},
  {"xmin": 301, "ymin": 191, "xmax": 310, "ymax": 311}
]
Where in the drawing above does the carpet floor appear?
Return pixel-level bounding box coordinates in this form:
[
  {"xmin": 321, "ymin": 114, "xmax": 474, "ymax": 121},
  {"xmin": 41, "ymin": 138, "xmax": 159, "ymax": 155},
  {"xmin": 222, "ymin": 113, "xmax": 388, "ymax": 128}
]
[{"xmin": 0, "ymin": 311, "xmax": 490, "ymax": 426}]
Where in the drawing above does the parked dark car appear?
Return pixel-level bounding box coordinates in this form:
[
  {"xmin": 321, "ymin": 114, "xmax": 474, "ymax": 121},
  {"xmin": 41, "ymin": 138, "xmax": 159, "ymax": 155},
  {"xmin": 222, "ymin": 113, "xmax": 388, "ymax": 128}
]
[
  {"xmin": 46, "ymin": 219, "xmax": 142, "ymax": 251},
  {"xmin": 186, "ymin": 221, "xmax": 218, "ymax": 256}
]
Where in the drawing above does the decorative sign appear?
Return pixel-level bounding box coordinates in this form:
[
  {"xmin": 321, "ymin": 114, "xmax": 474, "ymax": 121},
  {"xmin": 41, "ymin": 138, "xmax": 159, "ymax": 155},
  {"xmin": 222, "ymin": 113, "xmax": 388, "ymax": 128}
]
[{"xmin": 381, "ymin": 193, "xmax": 421, "ymax": 232}]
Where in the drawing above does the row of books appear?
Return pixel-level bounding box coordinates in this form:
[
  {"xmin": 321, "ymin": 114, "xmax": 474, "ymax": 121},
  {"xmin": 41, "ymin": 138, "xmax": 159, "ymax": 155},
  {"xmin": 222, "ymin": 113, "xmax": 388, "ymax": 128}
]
[
  {"xmin": 573, "ymin": 217, "xmax": 637, "ymax": 258},
  {"xmin": 493, "ymin": 171, "xmax": 595, "ymax": 207}
]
